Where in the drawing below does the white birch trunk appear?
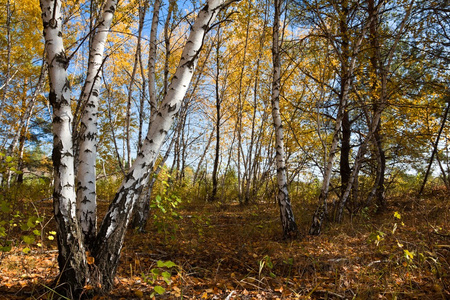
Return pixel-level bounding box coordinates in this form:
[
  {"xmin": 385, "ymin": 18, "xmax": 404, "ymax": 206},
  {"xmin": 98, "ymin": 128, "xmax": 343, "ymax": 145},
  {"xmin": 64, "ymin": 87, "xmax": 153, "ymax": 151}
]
[
  {"xmin": 77, "ymin": 0, "xmax": 118, "ymax": 246},
  {"xmin": 148, "ymin": 0, "xmax": 161, "ymax": 116},
  {"xmin": 130, "ymin": 0, "xmax": 160, "ymax": 231},
  {"xmin": 271, "ymin": 0, "xmax": 298, "ymax": 238},
  {"xmin": 40, "ymin": 0, "xmax": 88, "ymax": 294},
  {"xmin": 91, "ymin": 0, "xmax": 232, "ymax": 290}
]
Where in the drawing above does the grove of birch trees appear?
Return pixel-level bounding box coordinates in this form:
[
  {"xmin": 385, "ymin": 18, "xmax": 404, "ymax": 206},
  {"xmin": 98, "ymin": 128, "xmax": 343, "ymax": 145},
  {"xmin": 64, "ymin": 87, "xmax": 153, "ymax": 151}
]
[{"xmin": 1, "ymin": 0, "xmax": 449, "ymax": 296}]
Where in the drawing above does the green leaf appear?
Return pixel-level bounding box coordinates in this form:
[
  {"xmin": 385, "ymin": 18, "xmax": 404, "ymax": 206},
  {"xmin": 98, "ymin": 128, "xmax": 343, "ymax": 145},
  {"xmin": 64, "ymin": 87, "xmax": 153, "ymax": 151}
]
[
  {"xmin": 33, "ymin": 229, "xmax": 41, "ymax": 236},
  {"xmin": 154, "ymin": 285, "xmax": 165, "ymax": 295},
  {"xmin": 23, "ymin": 235, "xmax": 35, "ymax": 244},
  {"xmin": 151, "ymin": 268, "xmax": 161, "ymax": 276},
  {"xmin": 155, "ymin": 195, "xmax": 162, "ymax": 203},
  {"xmin": 157, "ymin": 260, "xmax": 177, "ymax": 268},
  {"xmin": 23, "ymin": 247, "xmax": 31, "ymax": 254},
  {"xmin": 27, "ymin": 216, "xmax": 38, "ymax": 229},
  {"xmin": 161, "ymin": 271, "xmax": 171, "ymax": 284}
]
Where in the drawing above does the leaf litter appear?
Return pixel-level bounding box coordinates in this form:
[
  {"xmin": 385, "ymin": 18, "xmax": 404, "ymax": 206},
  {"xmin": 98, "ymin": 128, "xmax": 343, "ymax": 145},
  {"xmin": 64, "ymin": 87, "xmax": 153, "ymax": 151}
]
[{"xmin": 0, "ymin": 192, "xmax": 448, "ymax": 299}]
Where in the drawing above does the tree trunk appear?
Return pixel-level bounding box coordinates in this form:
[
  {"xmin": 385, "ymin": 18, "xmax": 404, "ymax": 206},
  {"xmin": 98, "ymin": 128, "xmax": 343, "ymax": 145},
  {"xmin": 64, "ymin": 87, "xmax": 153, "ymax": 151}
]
[
  {"xmin": 338, "ymin": 0, "xmax": 351, "ymax": 199},
  {"xmin": 148, "ymin": 0, "xmax": 162, "ymax": 120},
  {"xmin": 211, "ymin": 27, "xmax": 223, "ymax": 202},
  {"xmin": 272, "ymin": 0, "xmax": 298, "ymax": 239},
  {"xmin": 40, "ymin": 0, "xmax": 89, "ymax": 295},
  {"xmin": 131, "ymin": 137, "xmax": 174, "ymax": 231},
  {"xmin": 340, "ymin": 109, "xmax": 351, "ymax": 195},
  {"xmin": 76, "ymin": 0, "xmax": 118, "ymax": 247},
  {"xmin": 130, "ymin": 0, "xmax": 162, "ymax": 232},
  {"xmin": 91, "ymin": 0, "xmax": 233, "ymax": 290},
  {"xmin": 0, "ymin": 0, "xmax": 12, "ymax": 124}
]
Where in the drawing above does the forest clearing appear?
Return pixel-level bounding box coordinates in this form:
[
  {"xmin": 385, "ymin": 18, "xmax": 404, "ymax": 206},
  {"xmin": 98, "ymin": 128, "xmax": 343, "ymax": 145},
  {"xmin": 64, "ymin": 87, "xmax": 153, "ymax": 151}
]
[{"xmin": 1, "ymin": 0, "xmax": 450, "ymax": 298}]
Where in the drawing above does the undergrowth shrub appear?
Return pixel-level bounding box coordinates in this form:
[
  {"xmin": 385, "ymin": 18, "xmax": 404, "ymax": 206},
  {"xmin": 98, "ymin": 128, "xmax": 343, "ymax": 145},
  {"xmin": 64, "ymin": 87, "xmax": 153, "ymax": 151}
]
[{"xmin": 0, "ymin": 152, "xmax": 54, "ymax": 253}]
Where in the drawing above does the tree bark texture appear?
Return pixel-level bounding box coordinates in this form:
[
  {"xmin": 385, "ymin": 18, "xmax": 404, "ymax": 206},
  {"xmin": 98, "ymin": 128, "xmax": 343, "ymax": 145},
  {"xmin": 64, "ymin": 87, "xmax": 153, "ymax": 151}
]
[
  {"xmin": 272, "ymin": 0, "xmax": 298, "ymax": 239},
  {"xmin": 211, "ymin": 27, "xmax": 223, "ymax": 202},
  {"xmin": 77, "ymin": 0, "xmax": 118, "ymax": 247},
  {"xmin": 40, "ymin": 0, "xmax": 88, "ymax": 295}
]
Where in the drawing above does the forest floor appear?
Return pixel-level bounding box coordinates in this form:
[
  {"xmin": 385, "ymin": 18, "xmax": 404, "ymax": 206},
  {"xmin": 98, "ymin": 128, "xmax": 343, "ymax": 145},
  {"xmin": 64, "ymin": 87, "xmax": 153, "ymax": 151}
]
[{"xmin": 0, "ymin": 190, "xmax": 449, "ymax": 299}]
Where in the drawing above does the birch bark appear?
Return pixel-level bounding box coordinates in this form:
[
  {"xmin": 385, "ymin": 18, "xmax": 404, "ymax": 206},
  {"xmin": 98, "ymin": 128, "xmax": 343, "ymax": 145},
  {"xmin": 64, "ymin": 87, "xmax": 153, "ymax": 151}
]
[
  {"xmin": 271, "ymin": 0, "xmax": 298, "ymax": 238},
  {"xmin": 76, "ymin": 0, "xmax": 118, "ymax": 246},
  {"xmin": 130, "ymin": 0, "xmax": 161, "ymax": 231},
  {"xmin": 40, "ymin": 0, "xmax": 88, "ymax": 294}
]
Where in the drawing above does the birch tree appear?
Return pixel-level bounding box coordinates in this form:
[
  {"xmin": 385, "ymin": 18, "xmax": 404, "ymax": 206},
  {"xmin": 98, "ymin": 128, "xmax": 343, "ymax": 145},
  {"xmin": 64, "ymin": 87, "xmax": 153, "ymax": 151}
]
[
  {"xmin": 40, "ymin": 0, "xmax": 236, "ymax": 296},
  {"xmin": 272, "ymin": 0, "xmax": 298, "ymax": 238},
  {"xmin": 76, "ymin": 0, "xmax": 118, "ymax": 247}
]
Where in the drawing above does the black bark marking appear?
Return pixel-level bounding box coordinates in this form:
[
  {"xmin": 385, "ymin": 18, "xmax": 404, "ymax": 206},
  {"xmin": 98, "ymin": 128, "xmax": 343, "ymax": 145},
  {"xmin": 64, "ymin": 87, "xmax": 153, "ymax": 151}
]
[
  {"xmin": 125, "ymin": 170, "xmax": 136, "ymax": 182},
  {"xmin": 52, "ymin": 115, "xmax": 61, "ymax": 124},
  {"xmin": 55, "ymin": 50, "xmax": 69, "ymax": 69},
  {"xmin": 183, "ymin": 58, "xmax": 195, "ymax": 69},
  {"xmin": 49, "ymin": 91, "xmax": 57, "ymax": 107},
  {"xmin": 52, "ymin": 140, "xmax": 63, "ymax": 171},
  {"xmin": 86, "ymin": 132, "xmax": 96, "ymax": 140},
  {"xmin": 49, "ymin": 18, "xmax": 57, "ymax": 28},
  {"xmin": 167, "ymin": 103, "xmax": 176, "ymax": 113}
]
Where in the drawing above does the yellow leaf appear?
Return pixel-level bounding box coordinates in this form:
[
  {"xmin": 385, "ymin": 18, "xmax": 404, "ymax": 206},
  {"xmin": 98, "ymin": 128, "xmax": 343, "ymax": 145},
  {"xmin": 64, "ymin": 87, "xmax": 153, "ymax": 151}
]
[
  {"xmin": 87, "ymin": 256, "xmax": 95, "ymax": 265},
  {"xmin": 86, "ymin": 251, "xmax": 95, "ymax": 264}
]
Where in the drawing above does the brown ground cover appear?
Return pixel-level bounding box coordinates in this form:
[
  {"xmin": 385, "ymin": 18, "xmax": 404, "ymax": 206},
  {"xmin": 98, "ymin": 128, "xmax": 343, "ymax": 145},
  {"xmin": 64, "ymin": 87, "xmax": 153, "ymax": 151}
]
[{"xmin": 0, "ymin": 191, "xmax": 448, "ymax": 299}]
